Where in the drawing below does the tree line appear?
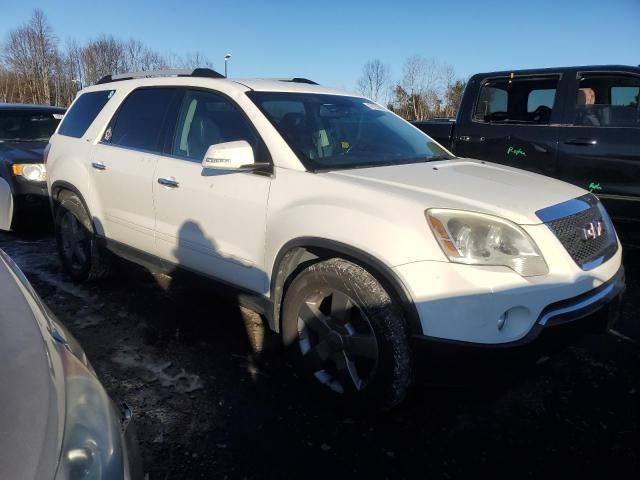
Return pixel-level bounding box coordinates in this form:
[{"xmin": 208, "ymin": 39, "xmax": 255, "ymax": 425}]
[
  {"xmin": 1, "ymin": 9, "xmax": 467, "ymax": 121},
  {"xmin": 0, "ymin": 9, "xmax": 212, "ymax": 107},
  {"xmin": 357, "ymin": 56, "xmax": 467, "ymax": 120}
]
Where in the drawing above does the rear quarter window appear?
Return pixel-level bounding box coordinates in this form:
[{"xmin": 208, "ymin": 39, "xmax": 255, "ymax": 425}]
[
  {"xmin": 107, "ymin": 88, "xmax": 177, "ymax": 152},
  {"xmin": 58, "ymin": 90, "xmax": 114, "ymax": 138}
]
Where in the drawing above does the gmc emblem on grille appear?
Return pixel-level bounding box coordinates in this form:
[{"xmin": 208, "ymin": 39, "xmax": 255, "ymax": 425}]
[{"xmin": 583, "ymin": 220, "xmax": 604, "ymax": 241}]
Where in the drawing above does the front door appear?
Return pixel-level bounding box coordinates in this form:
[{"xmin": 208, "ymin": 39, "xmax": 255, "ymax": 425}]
[
  {"xmin": 457, "ymin": 74, "xmax": 562, "ymax": 177},
  {"xmin": 557, "ymin": 71, "xmax": 640, "ymax": 225},
  {"xmin": 153, "ymin": 89, "xmax": 272, "ymax": 293}
]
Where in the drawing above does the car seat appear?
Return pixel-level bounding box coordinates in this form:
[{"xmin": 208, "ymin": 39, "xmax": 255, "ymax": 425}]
[{"xmin": 187, "ymin": 112, "xmax": 223, "ymax": 160}]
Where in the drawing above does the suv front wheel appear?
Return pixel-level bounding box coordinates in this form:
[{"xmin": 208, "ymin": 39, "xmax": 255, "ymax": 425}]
[
  {"xmin": 281, "ymin": 258, "xmax": 414, "ymax": 411},
  {"xmin": 54, "ymin": 191, "xmax": 111, "ymax": 282}
]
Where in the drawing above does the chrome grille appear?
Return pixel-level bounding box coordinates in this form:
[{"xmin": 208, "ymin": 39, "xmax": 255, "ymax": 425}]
[{"xmin": 537, "ymin": 194, "xmax": 618, "ymax": 270}]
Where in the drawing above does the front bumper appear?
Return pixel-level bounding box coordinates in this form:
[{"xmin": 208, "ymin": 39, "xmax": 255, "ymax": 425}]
[
  {"xmin": 394, "ymin": 239, "xmax": 624, "ymax": 345},
  {"xmin": 9, "ymin": 178, "xmax": 50, "ymax": 229},
  {"xmin": 12, "ymin": 175, "xmax": 48, "ymax": 197},
  {"xmin": 411, "ymin": 265, "xmax": 625, "ymax": 352}
]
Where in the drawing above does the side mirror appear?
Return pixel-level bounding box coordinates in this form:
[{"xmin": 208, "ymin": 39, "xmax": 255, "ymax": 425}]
[{"xmin": 202, "ymin": 140, "xmax": 255, "ymax": 170}]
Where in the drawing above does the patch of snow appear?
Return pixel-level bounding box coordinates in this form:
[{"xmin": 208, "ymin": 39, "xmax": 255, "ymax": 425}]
[{"xmin": 112, "ymin": 347, "xmax": 203, "ymax": 393}]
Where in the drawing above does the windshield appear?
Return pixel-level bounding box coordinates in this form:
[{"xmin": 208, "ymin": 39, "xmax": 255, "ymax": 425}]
[
  {"xmin": 248, "ymin": 92, "xmax": 450, "ymax": 170},
  {"xmin": 0, "ymin": 110, "xmax": 62, "ymax": 142}
]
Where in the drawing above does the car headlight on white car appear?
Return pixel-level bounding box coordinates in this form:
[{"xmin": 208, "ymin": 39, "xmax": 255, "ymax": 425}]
[
  {"xmin": 12, "ymin": 163, "xmax": 46, "ymax": 182},
  {"xmin": 426, "ymin": 209, "xmax": 548, "ymax": 277}
]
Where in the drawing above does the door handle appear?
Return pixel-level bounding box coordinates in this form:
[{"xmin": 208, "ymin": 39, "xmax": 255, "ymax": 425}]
[
  {"xmin": 157, "ymin": 177, "xmax": 179, "ymax": 188},
  {"xmin": 91, "ymin": 161, "xmax": 106, "ymax": 170},
  {"xmin": 564, "ymin": 138, "xmax": 597, "ymax": 146}
]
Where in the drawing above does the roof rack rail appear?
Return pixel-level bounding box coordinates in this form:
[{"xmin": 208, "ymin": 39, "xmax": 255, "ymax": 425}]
[
  {"xmin": 278, "ymin": 77, "xmax": 319, "ymax": 85},
  {"xmin": 96, "ymin": 68, "xmax": 225, "ymax": 85}
]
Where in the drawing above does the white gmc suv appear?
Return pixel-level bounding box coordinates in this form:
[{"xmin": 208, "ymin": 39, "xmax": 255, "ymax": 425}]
[{"xmin": 46, "ymin": 69, "xmax": 625, "ymax": 410}]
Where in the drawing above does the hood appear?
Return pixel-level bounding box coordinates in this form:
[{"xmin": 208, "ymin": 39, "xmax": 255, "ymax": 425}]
[
  {"xmin": 328, "ymin": 158, "xmax": 586, "ymax": 225},
  {"xmin": 0, "ymin": 255, "xmax": 63, "ymax": 479},
  {"xmin": 0, "ymin": 141, "xmax": 47, "ymax": 164}
]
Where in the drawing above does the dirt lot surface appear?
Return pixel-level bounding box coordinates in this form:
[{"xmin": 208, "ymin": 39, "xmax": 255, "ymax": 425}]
[{"xmin": 1, "ymin": 231, "xmax": 638, "ymax": 479}]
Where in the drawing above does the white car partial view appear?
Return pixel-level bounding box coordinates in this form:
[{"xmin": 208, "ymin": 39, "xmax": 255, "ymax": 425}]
[{"xmin": 45, "ymin": 69, "xmax": 625, "ymax": 410}]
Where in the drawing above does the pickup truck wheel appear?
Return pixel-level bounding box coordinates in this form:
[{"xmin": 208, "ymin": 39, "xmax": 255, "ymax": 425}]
[
  {"xmin": 282, "ymin": 258, "xmax": 413, "ymax": 411},
  {"xmin": 55, "ymin": 192, "xmax": 111, "ymax": 282}
]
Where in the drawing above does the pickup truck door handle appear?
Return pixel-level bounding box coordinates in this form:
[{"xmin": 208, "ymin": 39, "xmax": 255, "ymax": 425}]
[
  {"xmin": 458, "ymin": 136, "xmax": 485, "ymax": 142},
  {"xmin": 91, "ymin": 161, "xmax": 107, "ymax": 170},
  {"xmin": 564, "ymin": 138, "xmax": 597, "ymax": 146},
  {"xmin": 157, "ymin": 177, "xmax": 180, "ymax": 188}
]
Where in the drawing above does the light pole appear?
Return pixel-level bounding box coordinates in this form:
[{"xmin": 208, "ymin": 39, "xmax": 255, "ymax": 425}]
[{"xmin": 224, "ymin": 54, "xmax": 232, "ymax": 77}]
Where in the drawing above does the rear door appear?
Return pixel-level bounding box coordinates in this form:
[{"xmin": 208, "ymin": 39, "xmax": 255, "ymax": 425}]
[
  {"xmin": 556, "ymin": 70, "xmax": 640, "ymax": 224},
  {"xmin": 456, "ymin": 74, "xmax": 562, "ymax": 177},
  {"xmin": 90, "ymin": 87, "xmax": 180, "ymax": 253}
]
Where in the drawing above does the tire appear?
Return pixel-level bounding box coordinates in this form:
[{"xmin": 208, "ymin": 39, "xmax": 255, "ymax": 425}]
[
  {"xmin": 281, "ymin": 258, "xmax": 414, "ymax": 411},
  {"xmin": 54, "ymin": 191, "xmax": 111, "ymax": 282}
]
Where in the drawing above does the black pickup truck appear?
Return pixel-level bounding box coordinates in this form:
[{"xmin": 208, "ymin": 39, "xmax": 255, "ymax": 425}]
[{"xmin": 413, "ymin": 65, "xmax": 640, "ymax": 238}]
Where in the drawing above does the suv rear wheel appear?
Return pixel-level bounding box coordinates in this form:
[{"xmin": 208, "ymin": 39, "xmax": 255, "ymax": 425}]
[
  {"xmin": 281, "ymin": 258, "xmax": 413, "ymax": 411},
  {"xmin": 54, "ymin": 191, "xmax": 111, "ymax": 282}
]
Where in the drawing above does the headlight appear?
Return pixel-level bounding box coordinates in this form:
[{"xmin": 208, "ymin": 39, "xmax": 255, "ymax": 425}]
[
  {"xmin": 12, "ymin": 163, "xmax": 46, "ymax": 182},
  {"xmin": 426, "ymin": 209, "xmax": 548, "ymax": 277},
  {"xmin": 55, "ymin": 351, "xmax": 126, "ymax": 480}
]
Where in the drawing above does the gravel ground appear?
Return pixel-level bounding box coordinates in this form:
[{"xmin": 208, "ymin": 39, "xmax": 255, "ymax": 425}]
[{"xmin": 1, "ymin": 231, "xmax": 638, "ymax": 479}]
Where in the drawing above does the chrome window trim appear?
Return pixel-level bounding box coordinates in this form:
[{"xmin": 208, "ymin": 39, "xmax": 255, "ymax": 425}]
[{"xmin": 535, "ymin": 193, "xmax": 597, "ymax": 223}]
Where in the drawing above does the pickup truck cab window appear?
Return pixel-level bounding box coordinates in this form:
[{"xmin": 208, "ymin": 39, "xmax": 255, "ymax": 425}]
[
  {"xmin": 473, "ymin": 76, "xmax": 559, "ymax": 125},
  {"xmin": 574, "ymin": 74, "xmax": 640, "ymax": 128}
]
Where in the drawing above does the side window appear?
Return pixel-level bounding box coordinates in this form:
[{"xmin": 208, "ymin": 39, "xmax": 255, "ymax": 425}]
[
  {"xmin": 172, "ymin": 90, "xmax": 260, "ymax": 161},
  {"xmin": 58, "ymin": 90, "xmax": 114, "ymax": 138},
  {"xmin": 108, "ymin": 88, "xmax": 175, "ymax": 152},
  {"xmin": 473, "ymin": 76, "xmax": 559, "ymax": 124},
  {"xmin": 575, "ymin": 74, "xmax": 640, "ymax": 128},
  {"xmin": 527, "ymin": 89, "xmax": 556, "ymax": 112},
  {"xmin": 473, "ymin": 85, "xmax": 507, "ymax": 120}
]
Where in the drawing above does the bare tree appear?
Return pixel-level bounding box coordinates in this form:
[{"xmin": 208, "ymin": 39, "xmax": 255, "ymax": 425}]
[
  {"xmin": 357, "ymin": 59, "xmax": 391, "ymax": 104},
  {"xmin": 3, "ymin": 9, "xmax": 58, "ymax": 104},
  {"xmin": 123, "ymin": 39, "xmax": 169, "ymax": 72},
  {"xmin": 175, "ymin": 51, "xmax": 214, "ymax": 70},
  {"xmin": 392, "ymin": 55, "xmax": 457, "ymax": 120},
  {"xmin": 444, "ymin": 79, "xmax": 467, "ymax": 118},
  {"xmin": 0, "ymin": 9, "xmax": 222, "ymax": 106}
]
